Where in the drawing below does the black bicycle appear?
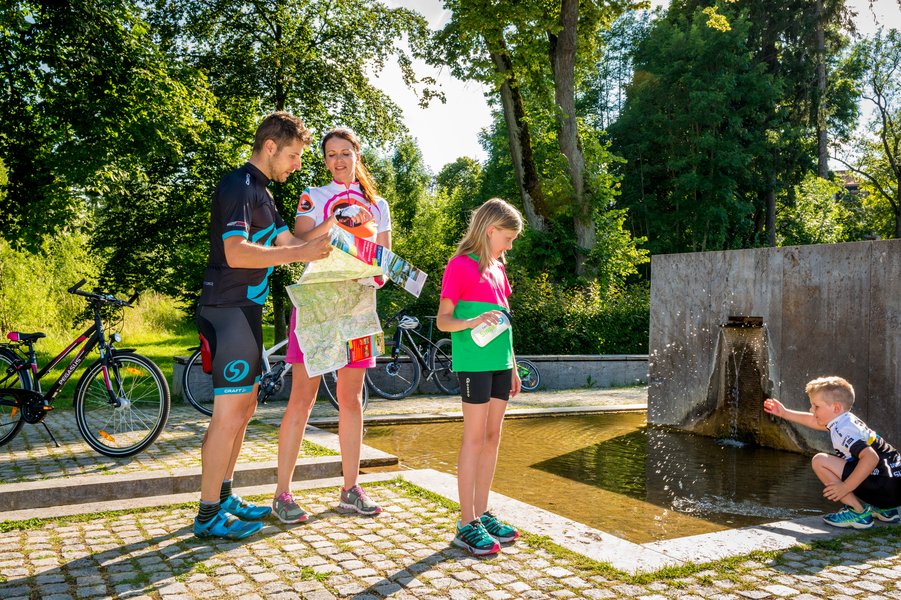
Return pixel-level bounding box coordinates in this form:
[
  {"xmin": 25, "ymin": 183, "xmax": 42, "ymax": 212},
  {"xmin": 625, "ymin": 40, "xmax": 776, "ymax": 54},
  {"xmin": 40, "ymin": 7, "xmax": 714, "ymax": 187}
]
[
  {"xmin": 365, "ymin": 309, "xmax": 457, "ymax": 399},
  {"xmin": 0, "ymin": 279, "xmax": 171, "ymax": 457},
  {"xmin": 181, "ymin": 336, "xmax": 368, "ymax": 415}
]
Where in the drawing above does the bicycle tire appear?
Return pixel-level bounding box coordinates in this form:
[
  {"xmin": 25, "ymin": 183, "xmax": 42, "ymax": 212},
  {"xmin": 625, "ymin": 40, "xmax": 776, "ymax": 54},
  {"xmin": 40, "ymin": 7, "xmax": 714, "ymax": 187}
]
[
  {"xmin": 181, "ymin": 349, "xmax": 214, "ymax": 417},
  {"xmin": 517, "ymin": 359, "xmax": 541, "ymax": 392},
  {"xmin": 0, "ymin": 350, "xmax": 28, "ymax": 447},
  {"xmin": 321, "ymin": 370, "xmax": 369, "ymax": 411},
  {"xmin": 74, "ymin": 353, "xmax": 170, "ymax": 457},
  {"xmin": 365, "ymin": 340, "xmax": 421, "ymax": 400},
  {"xmin": 430, "ymin": 338, "xmax": 459, "ymax": 395}
]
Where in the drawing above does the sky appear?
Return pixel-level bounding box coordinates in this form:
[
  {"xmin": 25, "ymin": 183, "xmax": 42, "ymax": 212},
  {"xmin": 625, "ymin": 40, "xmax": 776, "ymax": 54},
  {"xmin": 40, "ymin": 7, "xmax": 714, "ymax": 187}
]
[{"xmin": 375, "ymin": 0, "xmax": 901, "ymax": 173}]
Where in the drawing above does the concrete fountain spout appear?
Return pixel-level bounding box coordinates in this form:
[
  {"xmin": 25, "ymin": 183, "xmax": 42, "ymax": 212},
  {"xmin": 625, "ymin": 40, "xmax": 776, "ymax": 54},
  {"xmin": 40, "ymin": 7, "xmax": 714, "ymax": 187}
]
[{"xmin": 678, "ymin": 316, "xmax": 815, "ymax": 453}]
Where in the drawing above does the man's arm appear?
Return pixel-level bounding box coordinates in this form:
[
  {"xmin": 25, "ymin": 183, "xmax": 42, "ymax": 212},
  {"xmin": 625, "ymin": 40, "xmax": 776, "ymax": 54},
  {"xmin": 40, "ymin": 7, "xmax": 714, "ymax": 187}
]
[{"xmin": 224, "ymin": 232, "xmax": 331, "ymax": 268}]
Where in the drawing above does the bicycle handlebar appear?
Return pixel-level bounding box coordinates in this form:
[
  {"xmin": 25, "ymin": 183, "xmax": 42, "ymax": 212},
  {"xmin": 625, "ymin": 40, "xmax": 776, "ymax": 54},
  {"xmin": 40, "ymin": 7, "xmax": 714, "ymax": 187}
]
[{"xmin": 67, "ymin": 279, "xmax": 138, "ymax": 308}]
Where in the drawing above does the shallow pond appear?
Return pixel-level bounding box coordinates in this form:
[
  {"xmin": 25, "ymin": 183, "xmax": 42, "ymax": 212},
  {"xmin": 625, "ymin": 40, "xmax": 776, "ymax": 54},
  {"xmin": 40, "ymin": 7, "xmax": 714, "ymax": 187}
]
[{"xmin": 360, "ymin": 412, "xmax": 834, "ymax": 543}]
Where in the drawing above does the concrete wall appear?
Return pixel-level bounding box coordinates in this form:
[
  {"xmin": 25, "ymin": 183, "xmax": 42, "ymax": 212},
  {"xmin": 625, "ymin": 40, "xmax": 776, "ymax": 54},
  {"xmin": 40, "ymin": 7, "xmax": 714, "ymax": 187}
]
[
  {"xmin": 171, "ymin": 354, "xmax": 649, "ymax": 404},
  {"xmin": 648, "ymin": 239, "xmax": 901, "ymax": 452}
]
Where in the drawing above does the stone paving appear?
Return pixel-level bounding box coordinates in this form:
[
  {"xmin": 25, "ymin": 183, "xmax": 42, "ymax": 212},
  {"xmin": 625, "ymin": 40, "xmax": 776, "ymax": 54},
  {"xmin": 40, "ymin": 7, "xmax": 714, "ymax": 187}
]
[
  {"xmin": 1, "ymin": 480, "xmax": 900, "ymax": 600},
  {"xmin": 6, "ymin": 384, "xmax": 900, "ymax": 598},
  {"xmin": 0, "ymin": 387, "xmax": 646, "ymax": 484}
]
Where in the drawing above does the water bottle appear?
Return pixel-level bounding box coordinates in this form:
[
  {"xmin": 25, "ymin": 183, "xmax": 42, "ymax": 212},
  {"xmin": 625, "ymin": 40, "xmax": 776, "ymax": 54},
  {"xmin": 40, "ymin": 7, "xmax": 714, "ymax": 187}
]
[{"xmin": 471, "ymin": 311, "xmax": 511, "ymax": 347}]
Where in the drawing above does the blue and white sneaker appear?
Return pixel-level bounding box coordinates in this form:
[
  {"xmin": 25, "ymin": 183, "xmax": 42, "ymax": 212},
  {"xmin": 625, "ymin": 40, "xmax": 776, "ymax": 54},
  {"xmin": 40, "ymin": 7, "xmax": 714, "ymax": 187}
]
[
  {"xmin": 194, "ymin": 509, "xmax": 263, "ymax": 539},
  {"xmin": 453, "ymin": 519, "xmax": 500, "ymax": 555},
  {"xmin": 823, "ymin": 505, "xmax": 873, "ymax": 529},
  {"xmin": 871, "ymin": 506, "xmax": 901, "ymax": 523},
  {"xmin": 480, "ymin": 511, "xmax": 520, "ymax": 543},
  {"xmin": 221, "ymin": 494, "xmax": 272, "ymax": 521}
]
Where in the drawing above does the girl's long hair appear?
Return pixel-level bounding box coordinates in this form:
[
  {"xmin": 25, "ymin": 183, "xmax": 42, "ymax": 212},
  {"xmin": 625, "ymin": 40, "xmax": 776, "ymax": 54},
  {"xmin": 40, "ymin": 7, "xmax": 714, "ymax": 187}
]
[
  {"xmin": 321, "ymin": 127, "xmax": 380, "ymax": 205},
  {"xmin": 455, "ymin": 198, "xmax": 524, "ymax": 274}
]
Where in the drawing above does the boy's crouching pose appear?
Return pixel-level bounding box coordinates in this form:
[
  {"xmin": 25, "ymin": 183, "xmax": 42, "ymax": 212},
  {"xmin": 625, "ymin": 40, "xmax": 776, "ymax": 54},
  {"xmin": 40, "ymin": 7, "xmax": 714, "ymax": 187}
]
[{"xmin": 764, "ymin": 376, "xmax": 901, "ymax": 529}]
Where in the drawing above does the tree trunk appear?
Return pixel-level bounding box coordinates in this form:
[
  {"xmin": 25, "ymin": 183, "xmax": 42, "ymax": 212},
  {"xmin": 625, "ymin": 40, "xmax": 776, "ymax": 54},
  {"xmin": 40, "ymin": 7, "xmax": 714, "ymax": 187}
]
[
  {"xmin": 549, "ymin": 0, "xmax": 594, "ymax": 274},
  {"xmin": 815, "ymin": 0, "xmax": 829, "ymax": 178},
  {"xmin": 766, "ymin": 187, "xmax": 776, "ymax": 247},
  {"xmin": 487, "ymin": 40, "xmax": 548, "ymax": 232}
]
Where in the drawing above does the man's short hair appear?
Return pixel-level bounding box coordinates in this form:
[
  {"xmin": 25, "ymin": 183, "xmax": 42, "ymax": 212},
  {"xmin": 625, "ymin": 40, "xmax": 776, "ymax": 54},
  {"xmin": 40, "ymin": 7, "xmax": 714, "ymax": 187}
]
[
  {"xmin": 252, "ymin": 112, "xmax": 313, "ymax": 154},
  {"xmin": 805, "ymin": 376, "xmax": 855, "ymax": 410}
]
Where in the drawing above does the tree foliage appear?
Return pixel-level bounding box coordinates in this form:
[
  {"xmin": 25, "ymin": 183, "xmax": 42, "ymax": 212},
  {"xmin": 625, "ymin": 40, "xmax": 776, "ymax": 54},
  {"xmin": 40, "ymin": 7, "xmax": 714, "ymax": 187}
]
[{"xmin": 834, "ymin": 28, "xmax": 901, "ymax": 238}]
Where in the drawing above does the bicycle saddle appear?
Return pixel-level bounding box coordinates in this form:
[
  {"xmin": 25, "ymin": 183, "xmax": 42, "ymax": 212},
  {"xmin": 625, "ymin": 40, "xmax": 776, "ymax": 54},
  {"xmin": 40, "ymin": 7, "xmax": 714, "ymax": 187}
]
[
  {"xmin": 6, "ymin": 332, "xmax": 46, "ymax": 342},
  {"xmin": 398, "ymin": 315, "xmax": 419, "ymax": 330}
]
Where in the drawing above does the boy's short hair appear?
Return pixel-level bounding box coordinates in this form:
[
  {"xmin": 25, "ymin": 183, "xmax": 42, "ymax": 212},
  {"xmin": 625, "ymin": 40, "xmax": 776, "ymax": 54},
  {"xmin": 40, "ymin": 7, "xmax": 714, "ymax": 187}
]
[
  {"xmin": 252, "ymin": 112, "xmax": 312, "ymax": 154},
  {"xmin": 805, "ymin": 376, "xmax": 855, "ymax": 410}
]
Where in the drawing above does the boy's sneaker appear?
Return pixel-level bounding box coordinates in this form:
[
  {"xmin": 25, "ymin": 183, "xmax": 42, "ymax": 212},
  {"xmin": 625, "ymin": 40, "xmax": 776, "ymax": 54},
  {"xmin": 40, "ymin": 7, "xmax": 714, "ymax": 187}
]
[
  {"xmin": 272, "ymin": 491, "xmax": 308, "ymax": 524},
  {"xmin": 221, "ymin": 494, "xmax": 272, "ymax": 521},
  {"xmin": 480, "ymin": 511, "xmax": 520, "ymax": 543},
  {"xmin": 453, "ymin": 519, "xmax": 501, "ymax": 556},
  {"xmin": 823, "ymin": 505, "xmax": 873, "ymax": 529},
  {"xmin": 338, "ymin": 485, "xmax": 382, "ymax": 516},
  {"xmin": 194, "ymin": 509, "xmax": 263, "ymax": 539},
  {"xmin": 871, "ymin": 505, "xmax": 901, "ymax": 523}
]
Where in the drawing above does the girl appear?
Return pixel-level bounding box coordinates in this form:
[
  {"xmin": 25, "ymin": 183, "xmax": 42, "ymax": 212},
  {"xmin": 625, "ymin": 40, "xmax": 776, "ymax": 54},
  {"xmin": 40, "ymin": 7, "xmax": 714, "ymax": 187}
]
[
  {"xmin": 272, "ymin": 127, "xmax": 390, "ymax": 522},
  {"xmin": 437, "ymin": 198, "xmax": 523, "ymax": 555}
]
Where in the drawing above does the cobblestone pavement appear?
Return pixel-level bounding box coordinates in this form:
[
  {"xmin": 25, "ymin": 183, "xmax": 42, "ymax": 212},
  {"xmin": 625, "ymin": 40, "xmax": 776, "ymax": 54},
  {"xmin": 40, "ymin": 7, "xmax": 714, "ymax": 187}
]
[
  {"xmin": 1, "ymin": 480, "xmax": 899, "ymax": 600},
  {"xmin": 0, "ymin": 388, "xmax": 646, "ymax": 485}
]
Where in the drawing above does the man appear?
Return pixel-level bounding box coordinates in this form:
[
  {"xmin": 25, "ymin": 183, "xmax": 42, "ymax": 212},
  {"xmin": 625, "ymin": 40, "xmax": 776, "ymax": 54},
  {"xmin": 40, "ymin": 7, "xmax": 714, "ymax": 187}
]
[{"xmin": 193, "ymin": 112, "xmax": 332, "ymax": 539}]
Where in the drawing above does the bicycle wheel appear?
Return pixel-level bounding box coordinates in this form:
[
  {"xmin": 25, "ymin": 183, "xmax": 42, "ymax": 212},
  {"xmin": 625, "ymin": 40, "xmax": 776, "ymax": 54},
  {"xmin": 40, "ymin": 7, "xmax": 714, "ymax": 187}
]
[
  {"xmin": 517, "ymin": 359, "xmax": 541, "ymax": 392},
  {"xmin": 74, "ymin": 353, "xmax": 170, "ymax": 457},
  {"xmin": 430, "ymin": 338, "xmax": 459, "ymax": 395},
  {"xmin": 365, "ymin": 341, "xmax": 421, "ymax": 400},
  {"xmin": 321, "ymin": 370, "xmax": 369, "ymax": 411},
  {"xmin": 0, "ymin": 350, "xmax": 28, "ymax": 446},
  {"xmin": 181, "ymin": 349, "xmax": 213, "ymax": 417}
]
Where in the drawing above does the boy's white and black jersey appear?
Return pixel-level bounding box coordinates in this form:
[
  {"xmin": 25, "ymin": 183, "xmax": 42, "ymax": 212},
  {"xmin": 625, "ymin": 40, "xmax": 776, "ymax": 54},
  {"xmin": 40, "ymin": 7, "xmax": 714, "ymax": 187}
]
[{"xmin": 827, "ymin": 411, "xmax": 901, "ymax": 477}]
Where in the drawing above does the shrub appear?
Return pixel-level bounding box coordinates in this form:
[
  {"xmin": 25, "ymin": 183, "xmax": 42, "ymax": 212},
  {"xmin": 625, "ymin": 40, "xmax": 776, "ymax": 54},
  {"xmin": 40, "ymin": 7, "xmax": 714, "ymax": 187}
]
[
  {"xmin": 510, "ymin": 274, "xmax": 649, "ymax": 355},
  {"xmin": 0, "ymin": 233, "xmax": 96, "ymax": 342}
]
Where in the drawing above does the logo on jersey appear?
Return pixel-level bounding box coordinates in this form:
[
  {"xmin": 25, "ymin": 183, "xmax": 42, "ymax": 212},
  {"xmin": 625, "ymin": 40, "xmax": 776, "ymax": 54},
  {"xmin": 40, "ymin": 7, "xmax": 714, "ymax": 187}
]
[
  {"xmin": 297, "ymin": 193, "xmax": 315, "ymax": 214},
  {"xmin": 223, "ymin": 360, "xmax": 249, "ymax": 383},
  {"xmin": 227, "ymin": 220, "xmax": 248, "ymax": 229},
  {"xmin": 245, "ymin": 173, "xmax": 251, "ymax": 185}
]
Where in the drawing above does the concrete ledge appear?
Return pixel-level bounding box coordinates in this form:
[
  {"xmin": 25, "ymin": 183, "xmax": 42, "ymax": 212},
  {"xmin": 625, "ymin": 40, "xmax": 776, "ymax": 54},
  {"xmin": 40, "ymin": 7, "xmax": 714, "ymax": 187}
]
[
  {"xmin": 0, "ymin": 426, "xmax": 397, "ymax": 511},
  {"xmin": 398, "ymin": 468, "xmax": 894, "ymax": 575},
  {"xmin": 304, "ymin": 403, "xmax": 647, "ymax": 428},
  {"xmin": 0, "ymin": 471, "xmax": 401, "ymax": 523}
]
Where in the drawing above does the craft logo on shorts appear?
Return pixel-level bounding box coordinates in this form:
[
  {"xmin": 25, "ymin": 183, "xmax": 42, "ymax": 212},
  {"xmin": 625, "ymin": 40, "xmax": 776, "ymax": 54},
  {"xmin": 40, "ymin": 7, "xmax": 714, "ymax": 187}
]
[
  {"xmin": 297, "ymin": 193, "xmax": 315, "ymax": 214},
  {"xmin": 224, "ymin": 360, "xmax": 249, "ymax": 383}
]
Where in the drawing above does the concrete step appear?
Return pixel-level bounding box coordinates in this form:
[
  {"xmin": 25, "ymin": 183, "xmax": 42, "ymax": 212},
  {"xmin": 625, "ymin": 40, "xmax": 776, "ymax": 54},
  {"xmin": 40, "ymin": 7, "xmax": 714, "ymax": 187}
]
[{"xmin": 0, "ymin": 453, "xmax": 397, "ymax": 512}]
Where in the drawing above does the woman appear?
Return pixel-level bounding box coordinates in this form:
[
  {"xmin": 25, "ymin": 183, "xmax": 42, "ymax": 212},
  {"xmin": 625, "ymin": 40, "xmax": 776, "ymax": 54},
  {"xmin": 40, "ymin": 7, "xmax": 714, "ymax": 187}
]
[{"xmin": 271, "ymin": 127, "xmax": 390, "ymax": 522}]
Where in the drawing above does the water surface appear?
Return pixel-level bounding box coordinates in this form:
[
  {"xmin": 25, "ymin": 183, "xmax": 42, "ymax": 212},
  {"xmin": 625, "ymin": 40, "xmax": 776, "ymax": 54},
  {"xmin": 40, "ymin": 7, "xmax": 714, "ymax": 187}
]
[{"xmin": 361, "ymin": 412, "xmax": 834, "ymax": 543}]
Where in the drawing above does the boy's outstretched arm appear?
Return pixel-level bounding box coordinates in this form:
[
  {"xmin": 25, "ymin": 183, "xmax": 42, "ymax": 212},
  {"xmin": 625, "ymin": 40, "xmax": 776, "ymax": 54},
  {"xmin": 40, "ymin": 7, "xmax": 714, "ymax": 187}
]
[{"xmin": 763, "ymin": 398, "xmax": 825, "ymax": 430}]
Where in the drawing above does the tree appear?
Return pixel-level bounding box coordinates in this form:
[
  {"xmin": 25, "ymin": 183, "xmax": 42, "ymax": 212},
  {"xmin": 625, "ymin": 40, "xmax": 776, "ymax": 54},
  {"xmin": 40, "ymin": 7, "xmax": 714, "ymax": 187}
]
[
  {"xmin": 610, "ymin": 8, "xmax": 775, "ymax": 254},
  {"xmin": 834, "ymin": 28, "xmax": 901, "ymax": 237},
  {"xmin": 0, "ymin": 0, "xmax": 213, "ymax": 257},
  {"xmin": 431, "ymin": 0, "xmax": 642, "ymax": 275},
  {"xmin": 147, "ymin": 0, "xmax": 439, "ymax": 337}
]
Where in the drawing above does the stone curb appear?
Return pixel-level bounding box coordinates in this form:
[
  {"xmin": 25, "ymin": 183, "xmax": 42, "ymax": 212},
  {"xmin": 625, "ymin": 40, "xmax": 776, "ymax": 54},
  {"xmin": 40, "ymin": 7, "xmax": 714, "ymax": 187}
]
[{"xmin": 0, "ymin": 425, "xmax": 397, "ymax": 513}]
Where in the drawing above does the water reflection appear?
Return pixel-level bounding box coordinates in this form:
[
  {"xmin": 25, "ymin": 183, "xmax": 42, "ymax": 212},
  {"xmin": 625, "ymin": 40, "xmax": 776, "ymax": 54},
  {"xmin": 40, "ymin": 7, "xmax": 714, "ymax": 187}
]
[
  {"xmin": 533, "ymin": 425, "xmax": 832, "ymax": 526},
  {"xmin": 359, "ymin": 412, "xmax": 834, "ymax": 543}
]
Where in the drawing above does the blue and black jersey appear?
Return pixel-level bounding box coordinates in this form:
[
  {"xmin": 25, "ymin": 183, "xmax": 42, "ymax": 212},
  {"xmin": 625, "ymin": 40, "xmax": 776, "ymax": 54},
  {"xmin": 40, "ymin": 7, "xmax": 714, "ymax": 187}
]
[{"xmin": 199, "ymin": 162, "xmax": 288, "ymax": 307}]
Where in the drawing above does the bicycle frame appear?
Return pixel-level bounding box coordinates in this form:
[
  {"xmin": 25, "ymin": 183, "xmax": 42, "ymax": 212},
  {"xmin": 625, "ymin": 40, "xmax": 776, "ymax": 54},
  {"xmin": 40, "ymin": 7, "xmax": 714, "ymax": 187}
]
[
  {"xmin": 389, "ymin": 316, "xmax": 445, "ymax": 378},
  {"xmin": 12, "ymin": 314, "xmax": 114, "ymax": 405}
]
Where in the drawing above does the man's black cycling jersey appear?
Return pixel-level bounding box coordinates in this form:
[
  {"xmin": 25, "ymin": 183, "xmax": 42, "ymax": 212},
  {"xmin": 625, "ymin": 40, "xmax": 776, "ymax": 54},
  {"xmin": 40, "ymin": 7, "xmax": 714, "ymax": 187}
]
[{"xmin": 199, "ymin": 162, "xmax": 288, "ymax": 307}]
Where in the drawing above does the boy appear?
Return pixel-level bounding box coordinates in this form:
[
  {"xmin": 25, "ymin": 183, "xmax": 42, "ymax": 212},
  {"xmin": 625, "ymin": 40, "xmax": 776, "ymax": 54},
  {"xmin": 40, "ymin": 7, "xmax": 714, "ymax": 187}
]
[{"xmin": 764, "ymin": 376, "xmax": 901, "ymax": 529}]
